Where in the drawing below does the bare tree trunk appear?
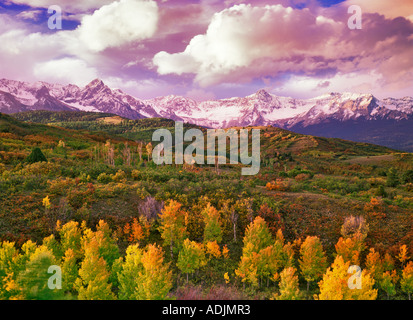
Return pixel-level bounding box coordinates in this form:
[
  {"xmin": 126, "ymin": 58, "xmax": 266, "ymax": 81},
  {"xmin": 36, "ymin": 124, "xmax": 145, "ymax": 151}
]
[
  {"xmin": 138, "ymin": 142, "xmax": 143, "ymax": 162},
  {"xmin": 231, "ymin": 211, "xmax": 238, "ymax": 242}
]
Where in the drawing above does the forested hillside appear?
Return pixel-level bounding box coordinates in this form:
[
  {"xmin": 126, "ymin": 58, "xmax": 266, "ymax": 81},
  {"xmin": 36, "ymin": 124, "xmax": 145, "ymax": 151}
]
[{"xmin": 0, "ymin": 112, "xmax": 412, "ymax": 300}]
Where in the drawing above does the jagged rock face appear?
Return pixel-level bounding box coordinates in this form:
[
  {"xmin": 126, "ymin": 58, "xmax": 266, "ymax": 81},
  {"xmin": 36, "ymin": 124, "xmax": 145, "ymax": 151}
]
[{"xmin": 0, "ymin": 78, "xmax": 412, "ymax": 129}]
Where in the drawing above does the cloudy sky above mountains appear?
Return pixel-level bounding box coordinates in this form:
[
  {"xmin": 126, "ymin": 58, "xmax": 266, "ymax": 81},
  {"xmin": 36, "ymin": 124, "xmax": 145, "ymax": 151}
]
[{"xmin": 0, "ymin": 0, "xmax": 412, "ymax": 100}]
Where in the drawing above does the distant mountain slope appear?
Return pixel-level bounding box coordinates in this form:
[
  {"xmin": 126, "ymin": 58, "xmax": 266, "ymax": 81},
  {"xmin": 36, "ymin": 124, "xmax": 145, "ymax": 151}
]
[
  {"xmin": 10, "ymin": 110, "xmax": 202, "ymax": 143},
  {"xmin": 0, "ymin": 112, "xmax": 133, "ymax": 147},
  {"xmin": 281, "ymin": 119, "xmax": 413, "ymax": 153},
  {"xmin": 8, "ymin": 111, "xmax": 397, "ymax": 158},
  {"xmin": 1, "ymin": 78, "xmax": 412, "ymax": 151}
]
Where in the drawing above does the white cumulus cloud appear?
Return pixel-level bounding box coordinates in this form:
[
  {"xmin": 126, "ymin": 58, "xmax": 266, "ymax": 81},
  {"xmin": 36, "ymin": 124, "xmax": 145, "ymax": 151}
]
[
  {"xmin": 77, "ymin": 0, "xmax": 159, "ymax": 52},
  {"xmin": 153, "ymin": 4, "xmax": 343, "ymax": 86},
  {"xmin": 34, "ymin": 58, "xmax": 98, "ymax": 86}
]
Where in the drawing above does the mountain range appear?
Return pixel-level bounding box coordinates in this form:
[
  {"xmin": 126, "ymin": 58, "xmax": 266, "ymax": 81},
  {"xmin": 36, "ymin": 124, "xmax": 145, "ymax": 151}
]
[{"xmin": 1, "ymin": 78, "xmax": 412, "ymax": 151}]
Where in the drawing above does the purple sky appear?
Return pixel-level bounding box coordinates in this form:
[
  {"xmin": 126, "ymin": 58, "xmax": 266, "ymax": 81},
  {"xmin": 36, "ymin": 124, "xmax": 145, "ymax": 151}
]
[{"xmin": 0, "ymin": 0, "xmax": 412, "ymax": 100}]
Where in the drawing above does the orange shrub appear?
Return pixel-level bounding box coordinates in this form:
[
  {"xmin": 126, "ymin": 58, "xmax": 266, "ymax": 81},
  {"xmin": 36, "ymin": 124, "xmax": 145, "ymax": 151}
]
[{"xmin": 266, "ymin": 179, "xmax": 291, "ymax": 191}]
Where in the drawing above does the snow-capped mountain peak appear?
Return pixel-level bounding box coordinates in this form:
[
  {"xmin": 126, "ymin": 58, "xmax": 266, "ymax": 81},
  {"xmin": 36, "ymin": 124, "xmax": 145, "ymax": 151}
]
[{"xmin": 0, "ymin": 78, "xmax": 412, "ymax": 130}]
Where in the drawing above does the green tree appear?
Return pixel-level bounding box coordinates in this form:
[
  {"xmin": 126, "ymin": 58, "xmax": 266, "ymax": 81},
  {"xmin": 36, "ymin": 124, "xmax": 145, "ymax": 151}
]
[
  {"xmin": 17, "ymin": 246, "xmax": 64, "ymax": 300},
  {"xmin": 118, "ymin": 244, "xmax": 172, "ymax": 300},
  {"xmin": 117, "ymin": 244, "xmax": 143, "ymax": 300},
  {"xmin": 402, "ymin": 169, "xmax": 413, "ymax": 183},
  {"xmin": 94, "ymin": 220, "xmax": 120, "ymax": 268},
  {"xmin": 75, "ymin": 237, "xmax": 115, "ymax": 300},
  {"xmin": 42, "ymin": 234, "xmax": 63, "ymax": 261},
  {"xmin": 26, "ymin": 147, "xmax": 47, "ymax": 164},
  {"xmin": 375, "ymin": 185, "xmax": 387, "ymax": 198},
  {"xmin": 177, "ymin": 239, "xmax": 206, "ymax": 283},
  {"xmin": 203, "ymin": 203, "xmax": 222, "ymax": 243},
  {"xmin": 386, "ymin": 168, "xmax": 399, "ymax": 187},
  {"xmin": 380, "ymin": 270, "xmax": 398, "ymax": 300},
  {"xmin": 58, "ymin": 221, "xmax": 82, "ymax": 260}
]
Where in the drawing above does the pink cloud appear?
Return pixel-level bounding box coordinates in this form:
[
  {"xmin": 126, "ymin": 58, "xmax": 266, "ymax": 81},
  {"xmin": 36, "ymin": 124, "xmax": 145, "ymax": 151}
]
[{"xmin": 153, "ymin": 3, "xmax": 413, "ymax": 97}]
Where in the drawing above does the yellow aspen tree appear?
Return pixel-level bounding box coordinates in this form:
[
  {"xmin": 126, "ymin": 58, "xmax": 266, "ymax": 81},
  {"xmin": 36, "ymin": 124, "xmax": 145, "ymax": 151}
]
[
  {"xmin": 0, "ymin": 241, "xmax": 23, "ymax": 299},
  {"xmin": 21, "ymin": 240, "xmax": 37, "ymax": 262},
  {"xmin": 382, "ymin": 253, "xmax": 395, "ymax": 272},
  {"xmin": 158, "ymin": 200, "xmax": 187, "ymax": 259},
  {"xmin": 242, "ymin": 217, "xmax": 273, "ymax": 256},
  {"xmin": 58, "ymin": 221, "xmax": 82, "ymax": 260},
  {"xmin": 75, "ymin": 236, "xmax": 115, "ymax": 300},
  {"xmin": 299, "ymin": 236, "xmax": 327, "ymax": 292},
  {"xmin": 256, "ymin": 245, "xmax": 283, "ymax": 288},
  {"xmin": 235, "ymin": 217, "xmax": 274, "ymax": 288},
  {"xmin": 61, "ymin": 248, "xmax": 78, "ymax": 294},
  {"xmin": 282, "ymin": 241, "xmax": 295, "ymax": 269},
  {"xmin": 316, "ymin": 255, "xmax": 377, "ymax": 300},
  {"xmin": 365, "ymin": 248, "xmax": 384, "ymax": 287},
  {"xmin": 273, "ymin": 267, "xmax": 302, "ymax": 300},
  {"xmin": 396, "ymin": 244, "xmax": 410, "ymax": 268},
  {"xmin": 118, "ymin": 244, "xmax": 172, "ymax": 300},
  {"xmin": 222, "ymin": 245, "xmax": 230, "ymax": 259},
  {"xmin": 140, "ymin": 244, "xmax": 173, "ymax": 300},
  {"xmin": 85, "ymin": 220, "xmax": 120, "ymax": 268},
  {"xmin": 224, "ymin": 272, "xmax": 230, "ymax": 284},
  {"xmin": 125, "ymin": 218, "xmax": 145, "ymax": 244},
  {"xmin": 2, "ymin": 272, "xmax": 23, "ymax": 300},
  {"xmin": 42, "ymin": 195, "xmax": 51, "ymax": 209},
  {"xmin": 400, "ymin": 261, "xmax": 413, "ymax": 300},
  {"xmin": 235, "ymin": 250, "xmax": 258, "ymax": 288},
  {"xmin": 146, "ymin": 142, "xmax": 153, "ymax": 161},
  {"xmin": 205, "ymin": 240, "xmax": 221, "ymax": 259},
  {"xmin": 117, "ymin": 244, "xmax": 144, "ymax": 300},
  {"xmin": 335, "ymin": 237, "xmax": 361, "ymax": 265}
]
